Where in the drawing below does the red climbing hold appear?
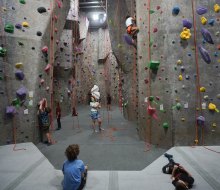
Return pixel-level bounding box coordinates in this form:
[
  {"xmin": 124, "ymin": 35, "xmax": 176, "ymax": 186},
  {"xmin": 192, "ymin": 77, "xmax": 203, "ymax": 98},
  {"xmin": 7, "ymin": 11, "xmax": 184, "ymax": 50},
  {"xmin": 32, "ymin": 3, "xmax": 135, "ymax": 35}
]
[
  {"xmin": 41, "ymin": 46, "xmax": 48, "ymax": 53},
  {"xmin": 153, "ymin": 28, "xmax": 158, "ymax": 33}
]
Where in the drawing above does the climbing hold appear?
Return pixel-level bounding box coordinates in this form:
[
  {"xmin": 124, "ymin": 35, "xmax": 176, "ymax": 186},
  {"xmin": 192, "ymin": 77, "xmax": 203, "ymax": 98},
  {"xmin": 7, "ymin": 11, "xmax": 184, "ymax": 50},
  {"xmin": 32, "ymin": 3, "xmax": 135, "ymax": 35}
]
[
  {"xmin": 37, "ymin": 31, "xmax": 42, "ymax": 36},
  {"xmin": 182, "ymin": 19, "xmax": 192, "ymax": 29},
  {"xmin": 150, "ymin": 10, "xmax": 155, "ymax": 14},
  {"xmin": 15, "ymin": 70, "xmax": 25, "ymax": 80},
  {"xmin": 180, "ymin": 66, "xmax": 185, "ymax": 72},
  {"xmin": 201, "ymin": 28, "xmax": 214, "ymax": 44},
  {"xmin": 22, "ymin": 22, "xmax": 29, "ymax": 27},
  {"xmin": 44, "ymin": 64, "xmax": 51, "ymax": 73},
  {"xmin": 198, "ymin": 45, "xmax": 211, "ymax": 64},
  {"xmin": 176, "ymin": 59, "xmax": 182, "ymax": 65},
  {"xmin": 0, "ymin": 47, "xmax": 7, "ymax": 57},
  {"xmin": 172, "ymin": 6, "xmax": 180, "ymax": 16},
  {"xmin": 201, "ymin": 17, "xmax": 207, "ymax": 25},
  {"xmin": 214, "ymin": 4, "xmax": 220, "ymax": 13},
  {"xmin": 212, "ymin": 123, "xmax": 217, "ymax": 127},
  {"xmin": 162, "ymin": 122, "xmax": 169, "ymax": 128},
  {"xmin": 204, "ymin": 95, "xmax": 209, "ymax": 100},
  {"xmin": 19, "ymin": 0, "xmax": 26, "ymax": 4},
  {"xmin": 215, "ymin": 31, "xmax": 220, "ymax": 36},
  {"xmin": 123, "ymin": 34, "xmax": 134, "ymax": 46},
  {"xmin": 37, "ymin": 7, "xmax": 47, "ymax": 13},
  {"xmin": 178, "ymin": 74, "xmax": 183, "ymax": 81},
  {"xmin": 181, "ymin": 117, "xmax": 185, "ymax": 122},
  {"xmin": 194, "ymin": 139, "xmax": 199, "ymax": 144},
  {"xmin": 46, "ymin": 86, "xmax": 50, "ymax": 91},
  {"xmin": 16, "ymin": 87, "xmax": 27, "ymax": 100},
  {"xmin": 40, "ymin": 79, "xmax": 45, "ymax": 84},
  {"xmin": 6, "ymin": 106, "xmax": 16, "ymax": 117},
  {"xmin": 208, "ymin": 19, "xmax": 215, "ymax": 26},
  {"xmin": 197, "ymin": 116, "xmax": 205, "ymax": 126},
  {"xmin": 15, "ymin": 62, "xmax": 23, "ymax": 68},
  {"xmin": 208, "ymin": 103, "xmax": 219, "ymax": 112},
  {"xmin": 41, "ymin": 46, "xmax": 48, "ymax": 53},
  {"xmin": 149, "ymin": 60, "xmax": 160, "ymax": 71},
  {"xmin": 216, "ymin": 94, "xmax": 220, "ymax": 99},
  {"xmin": 153, "ymin": 27, "xmax": 158, "ymax": 33},
  {"xmin": 200, "ymin": 87, "xmax": 206, "ymax": 92},
  {"xmin": 196, "ymin": 6, "xmax": 207, "ymax": 15},
  {"xmin": 15, "ymin": 24, "xmax": 22, "ymax": 29},
  {"xmin": 180, "ymin": 27, "xmax": 191, "ymax": 40},
  {"xmin": 4, "ymin": 23, "xmax": 14, "ymax": 33}
]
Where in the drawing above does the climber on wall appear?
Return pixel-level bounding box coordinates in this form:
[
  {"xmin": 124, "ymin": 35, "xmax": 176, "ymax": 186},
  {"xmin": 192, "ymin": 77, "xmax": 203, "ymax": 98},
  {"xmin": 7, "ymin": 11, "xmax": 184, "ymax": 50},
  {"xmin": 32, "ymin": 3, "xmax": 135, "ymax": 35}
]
[
  {"xmin": 125, "ymin": 15, "xmax": 139, "ymax": 39},
  {"xmin": 38, "ymin": 98, "xmax": 55, "ymax": 146},
  {"xmin": 90, "ymin": 85, "xmax": 104, "ymax": 133}
]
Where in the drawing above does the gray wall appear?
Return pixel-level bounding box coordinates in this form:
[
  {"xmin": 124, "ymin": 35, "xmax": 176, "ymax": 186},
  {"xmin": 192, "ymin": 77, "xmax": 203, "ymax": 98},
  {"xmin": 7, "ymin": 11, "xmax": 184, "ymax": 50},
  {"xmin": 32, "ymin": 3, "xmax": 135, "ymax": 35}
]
[{"xmin": 0, "ymin": 0, "xmax": 70, "ymax": 145}]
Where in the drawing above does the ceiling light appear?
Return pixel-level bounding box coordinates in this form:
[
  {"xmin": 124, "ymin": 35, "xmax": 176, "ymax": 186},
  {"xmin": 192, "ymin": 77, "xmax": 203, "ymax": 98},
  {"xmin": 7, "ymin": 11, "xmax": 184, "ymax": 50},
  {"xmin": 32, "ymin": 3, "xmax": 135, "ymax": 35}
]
[{"xmin": 92, "ymin": 14, "xmax": 99, "ymax": 21}]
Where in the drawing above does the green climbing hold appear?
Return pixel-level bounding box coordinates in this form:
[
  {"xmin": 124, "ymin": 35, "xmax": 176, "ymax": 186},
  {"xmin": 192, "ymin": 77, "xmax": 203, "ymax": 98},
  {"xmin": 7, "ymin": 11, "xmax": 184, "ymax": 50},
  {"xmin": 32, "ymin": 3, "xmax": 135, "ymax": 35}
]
[
  {"xmin": 163, "ymin": 122, "xmax": 169, "ymax": 128},
  {"xmin": 4, "ymin": 24, "xmax": 14, "ymax": 33},
  {"xmin": 149, "ymin": 60, "xmax": 160, "ymax": 71},
  {"xmin": 0, "ymin": 47, "xmax": 7, "ymax": 57},
  {"xmin": 149, "ymin": 96, "xmax": 154, "ymax": 101},
  {"xmin": 0, "ymin": 76, "xmax": 3, "ymax": 80},
  {"xmin": 12, "ymin": 98, "xmax": 21, "ymax": 107},
  {"xmin": 176, "ymin": 103, "xmax": 181, "ymax": 110},
  {"xmin": 19, "ymin": 0, "xmax": 26, "ymax": 4},
  {"xmin": 150, "ymin": 10, "xmax": 155, "ymax": 14}
]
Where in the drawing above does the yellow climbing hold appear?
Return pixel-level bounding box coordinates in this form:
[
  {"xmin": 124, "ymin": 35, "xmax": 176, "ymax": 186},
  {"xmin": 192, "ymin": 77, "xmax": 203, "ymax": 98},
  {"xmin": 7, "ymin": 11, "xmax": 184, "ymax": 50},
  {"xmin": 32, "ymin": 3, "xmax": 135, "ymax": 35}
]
[
  {"xmin": 208, "ymin": 103, "xmax": 219, "ymax": 112},
  {"xmin": 178, "ymin": 74, "xmax": 183, "ymax": 81},
  {"xmin": 212, "ymin": 123, "xmax": 217, "ymax": 127},
  {"xmin": 180, "ymin": 27, "xmax": 191, "ymax": 40},
  {"xmin": 181, "ymin": 117, "xmax": 185, "ymax": 122},
  {"xmin": 199, "ymin": 87, "xmax": 206, "ymax": 92},
  {"xmin": 176, "ymin": 59, "xmax": 182, "ymax": 65},
  {"xmin": 201, "ymin": 16, "xmax": 207, "ymax": 25},
  {"xmin": 15, "ymin": 62, "xmax": 23, "ymax": 68},
  {"xmin": 22, "ymin": 22, "xmax": 29, "ymax": 27},
  {"xmin": 214, "ymin": 4, "xmax": 220, "ymax": 13}
]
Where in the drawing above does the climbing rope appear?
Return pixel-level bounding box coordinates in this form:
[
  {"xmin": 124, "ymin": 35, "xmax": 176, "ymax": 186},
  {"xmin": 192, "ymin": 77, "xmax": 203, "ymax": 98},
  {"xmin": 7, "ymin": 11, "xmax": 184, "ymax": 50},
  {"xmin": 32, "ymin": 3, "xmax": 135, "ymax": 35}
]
[
  {"xmin": 145, "ymin": 0, "xmax": 152, "ymax": 151},
  {"xmin": 191, "ymin": 0, "xmax": 203, "ymax": 145}
]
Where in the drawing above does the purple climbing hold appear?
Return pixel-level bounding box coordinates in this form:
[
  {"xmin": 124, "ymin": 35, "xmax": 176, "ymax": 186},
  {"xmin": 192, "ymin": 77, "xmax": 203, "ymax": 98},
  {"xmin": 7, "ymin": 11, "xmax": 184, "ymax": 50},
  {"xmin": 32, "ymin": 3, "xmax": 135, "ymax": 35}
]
[
  {"xmin": 197, "ymin": 116, "xmax": 205, "ymax": 126},
  {"xmin": 196, "ymin": 6, "xmax": 207, "ymax": 15},
  {"xmin": 123, "ymin": 34, "xmax": 134, "ymax": 46},
  {"xmin": 15, "ymin": 70, "xmax": 25, "ymax": 80},
  {"xmin": 16, "ymin": 87, "xmax": 27, "ymax": 99},
  {"xmin": 6, "ymin": 106, "xmax": 16, "ymax": 117},
  {"xmin": 15, "ymin": 24, "xmax": 22, "ymax": 29},
  {"xmin": 182, "ymin": 19, "xmax": 192, "ymax": 29},
  {"xmin": 201, "ymin": 28, "xmax": 214, "ymax": 44},
  {"xmin": 198, "ymin": 45, "xmax": 211, "ymax": 64}
]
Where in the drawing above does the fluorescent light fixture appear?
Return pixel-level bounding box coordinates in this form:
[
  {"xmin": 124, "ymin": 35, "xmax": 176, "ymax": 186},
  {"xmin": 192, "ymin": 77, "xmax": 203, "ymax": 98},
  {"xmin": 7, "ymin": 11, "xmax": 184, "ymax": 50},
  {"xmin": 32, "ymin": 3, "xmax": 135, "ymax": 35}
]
[{"xmin": 92, "ymin": 14, "xmax": 99, "ymax": 21}]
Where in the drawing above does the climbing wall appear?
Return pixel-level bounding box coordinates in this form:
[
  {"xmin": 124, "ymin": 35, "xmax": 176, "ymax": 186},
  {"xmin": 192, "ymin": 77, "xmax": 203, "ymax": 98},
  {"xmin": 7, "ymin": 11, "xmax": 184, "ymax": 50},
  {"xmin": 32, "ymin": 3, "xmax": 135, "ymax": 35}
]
[
  {"xmin": 107, "ymin": 0, "xmax": 138, "ymax": 120},
  {"xmin": 0, "ymin": 0, "xmax": 70, "ymax": 145},
  {"xmin": 74, "ymin": 27, "xmax": 119, "ymax": 106},
  {"xmin": 53, "ymin": 29, "xmax": 73, "ymax": 116},
  {"xmin": 136, "ymin": 0, "xmax": 220, "ymax": 147}
]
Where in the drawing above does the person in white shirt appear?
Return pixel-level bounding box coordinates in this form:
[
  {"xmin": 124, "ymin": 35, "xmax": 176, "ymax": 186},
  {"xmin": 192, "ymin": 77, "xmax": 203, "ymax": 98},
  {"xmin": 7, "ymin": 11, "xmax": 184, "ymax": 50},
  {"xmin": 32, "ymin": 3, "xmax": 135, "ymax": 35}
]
[
  {"xmin": 125, "ymin": 15, "xmax": 139, "ymax": 38},
  {"xmin": 90, "ymin": 89, "xmax": 104, "ymax": 133}
]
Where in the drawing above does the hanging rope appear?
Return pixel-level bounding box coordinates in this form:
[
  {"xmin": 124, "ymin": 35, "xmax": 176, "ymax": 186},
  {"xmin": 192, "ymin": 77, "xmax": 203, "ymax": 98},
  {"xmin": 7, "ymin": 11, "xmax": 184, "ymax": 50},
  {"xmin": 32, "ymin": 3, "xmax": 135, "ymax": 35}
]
[
  {"xmin": 191, "ymin": 0, "xmax": 202, "ymax": 145},
  {"xmin": 145, "ymin": 0, "xmax": 152, "ymax": 151}
]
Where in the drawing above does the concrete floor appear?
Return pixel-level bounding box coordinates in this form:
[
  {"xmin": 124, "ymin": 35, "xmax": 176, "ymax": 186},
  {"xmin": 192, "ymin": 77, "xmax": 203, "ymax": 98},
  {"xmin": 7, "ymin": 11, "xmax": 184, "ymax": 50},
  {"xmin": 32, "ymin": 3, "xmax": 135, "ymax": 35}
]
[{"xmin": 37, "ymin": 105, "xmax": 167, "ymax": 170}]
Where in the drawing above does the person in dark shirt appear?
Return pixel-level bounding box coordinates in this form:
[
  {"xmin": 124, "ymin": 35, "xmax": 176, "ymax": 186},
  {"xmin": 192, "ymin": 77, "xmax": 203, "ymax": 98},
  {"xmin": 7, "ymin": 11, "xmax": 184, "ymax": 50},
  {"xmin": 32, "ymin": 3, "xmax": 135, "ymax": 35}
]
[
  {"xmin": 56, "ymin": 102, "xmax": 62, "ymax": 130},
  {"xmin": 162, "ymin": 153, "xmax": 194, "ymax": 190},
  {"xmin": 106, "ymin": 94, "xmax": 112, "ymax": 111}
]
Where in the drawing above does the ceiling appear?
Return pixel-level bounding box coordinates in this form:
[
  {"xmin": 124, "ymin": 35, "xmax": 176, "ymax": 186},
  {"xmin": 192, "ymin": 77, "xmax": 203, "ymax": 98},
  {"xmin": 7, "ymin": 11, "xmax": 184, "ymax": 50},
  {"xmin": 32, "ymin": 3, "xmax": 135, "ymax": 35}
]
[{"xmin": 79, "ymin": 0, "xmax": 107, "ymax": 28}]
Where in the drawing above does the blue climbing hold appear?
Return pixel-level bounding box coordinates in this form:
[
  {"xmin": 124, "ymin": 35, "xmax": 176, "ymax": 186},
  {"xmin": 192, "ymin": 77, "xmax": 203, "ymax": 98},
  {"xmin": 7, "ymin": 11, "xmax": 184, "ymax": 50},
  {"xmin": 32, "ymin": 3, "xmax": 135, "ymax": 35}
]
[
  {"xmin": 198, "ymin": 45, "xmax": 211, "ymax": 64},
  {"xmin": 201, "ymin": 28, "xmax": 214, "ymax": 44},
  {"xmin": 172, "ymin": 6, "xmax": 180, "ymax": 15}
]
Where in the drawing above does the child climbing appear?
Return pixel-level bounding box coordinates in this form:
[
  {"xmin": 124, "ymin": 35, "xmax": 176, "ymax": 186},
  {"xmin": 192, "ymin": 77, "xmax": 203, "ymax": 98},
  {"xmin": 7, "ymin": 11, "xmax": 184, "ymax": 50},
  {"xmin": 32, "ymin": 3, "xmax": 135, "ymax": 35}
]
[
  {"xmin": 125, "ymin": 15, "xmax": 139, "ymax": 39},
  {"xmin": 38, "ymin": 98, "xmax": 55, "ymax": 145},
  {"xmin": 90, "ymin": 85, "xmax": 104, "ymax": 133}
]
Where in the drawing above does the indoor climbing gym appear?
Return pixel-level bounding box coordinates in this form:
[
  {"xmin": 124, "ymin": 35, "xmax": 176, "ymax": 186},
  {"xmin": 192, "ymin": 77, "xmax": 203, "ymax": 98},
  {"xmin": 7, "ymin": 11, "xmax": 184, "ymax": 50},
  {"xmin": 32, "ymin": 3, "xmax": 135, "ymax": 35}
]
[{"xmin": 1, "ymin": 0, "xmax": 220, "ymax": 190}]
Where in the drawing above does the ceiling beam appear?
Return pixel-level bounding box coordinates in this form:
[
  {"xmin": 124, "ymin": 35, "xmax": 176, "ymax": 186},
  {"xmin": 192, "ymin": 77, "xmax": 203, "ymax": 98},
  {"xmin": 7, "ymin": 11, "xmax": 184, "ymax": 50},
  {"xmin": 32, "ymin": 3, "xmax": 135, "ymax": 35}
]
[{"xmin": 79, "ymin": 1, "xmax": 104, "ymax": 5}]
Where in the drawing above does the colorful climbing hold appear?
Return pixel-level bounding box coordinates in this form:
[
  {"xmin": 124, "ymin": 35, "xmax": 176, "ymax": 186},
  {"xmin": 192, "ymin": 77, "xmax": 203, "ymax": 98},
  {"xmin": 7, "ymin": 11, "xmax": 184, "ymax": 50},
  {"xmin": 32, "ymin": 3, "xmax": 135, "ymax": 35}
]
[
  {"xmin": 172, "ymin": 6, "xmax": 180, "ymax": 16},
  {"xmin": 37, "ymin": 7, "xmax": 47, "ymax": 13},
  {"xmin": 198, "ymin": 45, "xmax": 211, "ymax": 64},
  {"xmin": 176, "ymin": 59, "xmax": 182, "ymax": 65},
  {"xmin": 162, "ymin": 122, "xmax": 169, "ymax": 128},
  {"xmin": 0, "ymin": 47, "xmax": 7, "ymax": 57},
  {"xmin": 201, "ymin": 17, "xmax": 207, "ymax": 25},
  {"xmin": 149, "ymin": 60, "xmax": 160, "ymax": 71},
  {"xmin": 4, "ymin": 23, "xmax": 14, "ymax": 33},
  {"xmin": 201, "ymin": 28, "xmax": 214, "ymax": 44},
  {"xmin": 196, "ymin": 6, "xmax": 207, "ymax": 15},
  {"xmin": 208, "ymin": 103, "xmax": 219, "ymax": 112},
  {"xmin": 15, "ymin": 62, "xmax": 23, "ymax": 68},
  {"xmin": 182, "ymin": 19, "xmax": 192, "ymax": 29},
  {"xmin": 19, "ymin": 0, "xmax": 26, "ymax": 4},
  {"xmin": 200, "ymin": 87, "xmax": 206, "ymax": 92},
  {"xmin": 22, "ymin": 22, "xmax": 29, "ymax": 27},
  {"xmin": 214, "ymin": 4, "xmax": 220, "ymax": 13},
  {"xmin": 180, "ymin": 27, "xmax": 191, "ymax": 40},
  {"xmin": 178, "ymin": 74, "xmax": 183, "ymax": 81},
  {"xmin": 197, "ymin": 116, "xmax": 205, "ymax": 126}
]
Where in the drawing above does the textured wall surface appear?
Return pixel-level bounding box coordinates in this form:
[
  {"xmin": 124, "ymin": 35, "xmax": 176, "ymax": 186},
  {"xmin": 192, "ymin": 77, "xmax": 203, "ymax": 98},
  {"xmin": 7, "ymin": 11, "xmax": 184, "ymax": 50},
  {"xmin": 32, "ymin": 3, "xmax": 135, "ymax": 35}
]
[
  {"xmin": 0, "ymin": 0, "xmax": 70, "ymax": 145},
  {"xmin": 136, "ymin": 0, "xmax": 220, "ymax": 147}
]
